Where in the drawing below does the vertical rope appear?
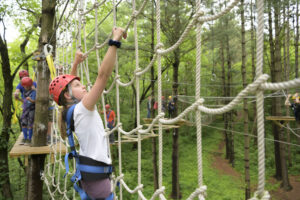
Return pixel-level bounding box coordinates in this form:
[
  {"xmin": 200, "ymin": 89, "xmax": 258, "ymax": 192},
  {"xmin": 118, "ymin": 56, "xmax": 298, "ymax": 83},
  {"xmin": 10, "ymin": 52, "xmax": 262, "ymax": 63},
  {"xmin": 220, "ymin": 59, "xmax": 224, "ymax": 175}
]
[
  {"xmin": 155, "ymin": 0, "xmax": 163, "ymax": 190},
  {"xmin": 195, "ymin": 0, "xmax": 203, "ymax": 189},
  {"xmin": 195, "ymin": 2, "xmax": 207, "ymax": 199},
  {"xmin": 112, "ymin": 0, "xmax": 123, "ymax": 199},
  {"xmin": 254, "ymin": 0, "xmax": 268, "ymax": 199},
  {"xmin": 133, "ymin": 0, "xmax": 142, "ymax": 196}
]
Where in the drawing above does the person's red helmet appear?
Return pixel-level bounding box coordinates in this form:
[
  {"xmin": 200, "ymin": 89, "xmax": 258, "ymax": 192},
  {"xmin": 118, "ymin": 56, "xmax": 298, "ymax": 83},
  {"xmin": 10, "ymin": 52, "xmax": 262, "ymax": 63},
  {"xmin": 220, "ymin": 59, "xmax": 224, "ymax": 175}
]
[
  {"xmin": 49, "ymin": 74, "xmax": 80, "ymax": 105},
  {"xmin": 21, "ymin": 77, "xmax": 33, "ymax": 87},
  {"xmin": 19, "ymin": 70, "xmax": 29, "ymax": 79},
  {"xmin": 105, "ymin": 104, "xmax": 110, "ymax": 109}
]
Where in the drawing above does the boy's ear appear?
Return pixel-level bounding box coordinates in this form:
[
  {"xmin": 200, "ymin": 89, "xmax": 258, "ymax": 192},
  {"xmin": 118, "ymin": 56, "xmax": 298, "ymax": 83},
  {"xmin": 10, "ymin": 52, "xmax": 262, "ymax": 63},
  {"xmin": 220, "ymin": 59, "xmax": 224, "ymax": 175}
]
[{"xmin": 64, "ymin": 92, "xmax": 71, "ymax": 100}]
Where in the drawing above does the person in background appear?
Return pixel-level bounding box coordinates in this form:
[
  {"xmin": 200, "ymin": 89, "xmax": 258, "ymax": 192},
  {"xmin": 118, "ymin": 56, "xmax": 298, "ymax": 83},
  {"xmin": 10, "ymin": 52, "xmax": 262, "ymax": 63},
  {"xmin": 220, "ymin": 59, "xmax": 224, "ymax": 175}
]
[
  {"xmin": 105, "ymin": 104, "xmax": 116, "ymax": 144},
  {"xmin": 20, "ymin": 77, "xmax": 36, "ymax": 145},
  {"xmin": 147, "ymin": 96, "xmax": 152, "ymax": 118},
  {"xmin": 285, "ymin": 93, "xmax": 300, "ymax": 121},
  {"xmin": 14, "ymin": 70, "xmax": 37, "ymax": 101},
  {"xmin": 167, "ymin": 95, "xmax": 175, "ymax": 118}
]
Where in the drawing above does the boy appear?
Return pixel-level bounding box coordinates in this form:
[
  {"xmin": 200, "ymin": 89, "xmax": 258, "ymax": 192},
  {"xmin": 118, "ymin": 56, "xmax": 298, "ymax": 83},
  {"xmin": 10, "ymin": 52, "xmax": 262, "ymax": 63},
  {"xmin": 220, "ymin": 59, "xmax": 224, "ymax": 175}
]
[
  {"xmin": 49, "ymin": 27, "xmax": 126, "ymax": 199},
  {"xmin": 20, "ymin": 77, "xmax": 36, "ymax": 145}
]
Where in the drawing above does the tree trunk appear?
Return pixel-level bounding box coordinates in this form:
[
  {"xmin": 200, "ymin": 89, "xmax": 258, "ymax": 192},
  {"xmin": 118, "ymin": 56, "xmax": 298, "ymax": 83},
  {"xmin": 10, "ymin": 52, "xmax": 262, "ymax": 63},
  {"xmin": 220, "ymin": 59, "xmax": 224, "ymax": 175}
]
[
  {"xmin": 250, "ymin": 0, "xmax": 257, "ymax": 145},
  {"xmin": 28, "ymin": 1, "xmax": 56, "ymax": 199},
  {"xmin": 170, "ymin": 1, "xmax": 181, "ymax": 197},
  {"xmin": 0, "ymin": 34, "xmax": 14, "ymax": 200},
  {"xmin": 150, "ymin": 0, "xmax": 158, "ymax": 190},
  {"xmin": 220, "ymin": 41, "xmax": 229, "ymax": 160},
  {"xmin": 241, "ymin": 0, "xmax": 250, "ymax": 198},
  {"xmin": 268, "ymin": 0, "xmax": 282, "ymax": 180},
  {"xmin": 20, "ymin": 24, "xmax": 38, "ymax": 71},
  {"xmin": 171, "ymin": 49, "xmax": 181, "ymax": 199},
  {"xmin": 295, "ymin": 0, "xmax": 299, "ymax": 78},
  {"xmin": 284, "ymin": 1, "xmax": 292, "ymax": 167},
  {"xmin": 274, "ymin": 0, "xmax": 292, "ymax": 190},
  {"xmin": 225, "ymin": 19, "xmax": 234, "ymax": 166}
]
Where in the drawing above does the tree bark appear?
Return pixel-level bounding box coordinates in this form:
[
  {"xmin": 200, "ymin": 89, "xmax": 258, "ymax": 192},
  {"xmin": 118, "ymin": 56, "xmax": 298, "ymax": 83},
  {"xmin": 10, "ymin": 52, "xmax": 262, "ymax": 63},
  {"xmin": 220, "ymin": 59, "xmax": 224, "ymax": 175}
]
[
  {"xmin": 274, "ymin": 0, "xmax": 292, "ymax": 190},
  {"xmin": 20, "ymin": 23, "xmax": 39, "ymax": 71},
  {"xmin": 220, "ymin": 40, "xmax": 229, "ymax": 160},
  {"xmin": 250, "ymin": 0, "xmax": 257, "ymax": 145},
  {"xmin": 295, "ymin": 0, "xmax": 299, "ymax": 78},
  {"xmin": 0, "ymin": 33, "xmax": 14, "ymax": 200},
  {"xmin": 284, "ymin": 1, "xmax": 292, "ymax": 167},
  {"xmin": 241, "ymin": 0, "xmax": 250, "ymax": 198},
  {"xmin": 150, "ymin": 0, "xmax": 158, "ymax": 190},
  {"xmin": 170, "ymin": 1, "xmax": 181, "ymax": 198},
  {"xmin": 268, "ymin": 0, "xmax": 282, "ymax": 180},
  {"xmin": 225, "ymin": 15, "xmax": 234, "ymax": 166},
  {"xmin": 28, "ymin": 1, "xmax": 56, "ymax": 199},
  {"xmin": 171, "ymin": 49, "xmax": 181, "ymax": 199}
]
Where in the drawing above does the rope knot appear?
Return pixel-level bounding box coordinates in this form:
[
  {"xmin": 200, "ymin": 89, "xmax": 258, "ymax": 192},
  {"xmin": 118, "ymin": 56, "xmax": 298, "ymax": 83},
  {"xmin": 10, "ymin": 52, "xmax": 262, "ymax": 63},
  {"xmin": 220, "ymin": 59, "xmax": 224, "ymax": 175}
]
[
  {"xmin": 79, "ymin": 9, "xmax": 84, "ymax": 16},
  {"xmin": 87, "ymin": 82, "xmax": 92, "ymax": 87},
  {"xmin": 196, "ymin": 10, "xmax": 205, "ymax": 23},
  {"xmin": 94, "ymin": 2, "xmax": 100, "ymax": 8},
  {"xmin": 115, "ymin": 75, "xmax": 121, "ymax": 80},
  {"xmin": 249, "ymin": 190, "xmax": 270, "ymax": 200},
  {"xmin": 135, "ymin": 68, "xmax": 142, "ymax": 76},
  {"xmin": 155, "ymin": 43, "xmax": 164, "ymax": 52},
  {"xmin": 95, "ymin": 43, "xmax": 100, "ymax": 49},
  {"xmin": 132, "ymin": 10, "xmax": 138, "ymax": 18},
  {"xmin": 197, "ymin": 98, "xmax": 204, "ymax": 105}
]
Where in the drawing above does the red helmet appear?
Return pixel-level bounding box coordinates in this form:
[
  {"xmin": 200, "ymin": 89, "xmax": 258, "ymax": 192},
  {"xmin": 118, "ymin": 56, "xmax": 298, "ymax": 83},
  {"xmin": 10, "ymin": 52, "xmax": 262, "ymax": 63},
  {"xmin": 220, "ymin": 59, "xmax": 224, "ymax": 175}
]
[
  {"xmin": 49, "ymin": 74, "xmax": 80, "ymax": 105},
  {"xmin": 19, "ymin": 70, "xmax": 29, "ymax": 79},
  {"xmin": 105, "ymin": 104, "xmax": 110, "ymax": 109},
  {"xmin": 21, "ymin": 77, "xmax": 33, "ymax": 87}
]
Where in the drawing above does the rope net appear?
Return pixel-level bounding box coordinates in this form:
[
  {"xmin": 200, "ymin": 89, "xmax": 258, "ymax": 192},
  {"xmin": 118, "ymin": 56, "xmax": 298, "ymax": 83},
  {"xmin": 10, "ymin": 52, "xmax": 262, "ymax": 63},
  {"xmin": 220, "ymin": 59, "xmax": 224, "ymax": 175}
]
[{"xmin": 40, "ymin": 0, "xmax": 299, "ymax": 199}]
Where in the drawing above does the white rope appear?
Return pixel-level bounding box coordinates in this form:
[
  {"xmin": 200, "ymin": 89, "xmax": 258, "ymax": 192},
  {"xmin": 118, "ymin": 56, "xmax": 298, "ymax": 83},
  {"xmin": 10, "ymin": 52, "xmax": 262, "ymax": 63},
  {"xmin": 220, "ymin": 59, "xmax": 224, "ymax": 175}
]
[
  {"xmin": 195, "ymin": 2, "xmax": 206, "ymax": 199},
  {"xmin": 253, "ymin": 0, "xmax": 268, "ymax": 197},
  {"xmin": 43, "ymin": 1, "xmax": 300, "ymax": 200},
  {"xmin": 155, "ymin": 0, "xmax": 163, "ymax": 192},
  {"xmin": 197, "ymin": 0, "xmax": 240, "ymax": 23}
]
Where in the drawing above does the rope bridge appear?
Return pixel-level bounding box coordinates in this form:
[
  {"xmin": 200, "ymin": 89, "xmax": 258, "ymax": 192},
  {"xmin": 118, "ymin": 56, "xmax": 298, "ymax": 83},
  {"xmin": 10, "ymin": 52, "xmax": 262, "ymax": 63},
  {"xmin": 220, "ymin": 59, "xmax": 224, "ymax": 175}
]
[{"xmin": 38, "ymin": 0, "xmax": 300, "ymax": 199}]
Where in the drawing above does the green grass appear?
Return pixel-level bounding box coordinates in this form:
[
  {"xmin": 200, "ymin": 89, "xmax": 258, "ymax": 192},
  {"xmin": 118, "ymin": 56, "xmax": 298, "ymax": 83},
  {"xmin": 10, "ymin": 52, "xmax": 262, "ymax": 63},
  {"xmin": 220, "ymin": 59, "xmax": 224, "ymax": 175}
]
[{"xmin": 6, "ymin": 117, "xmax": 300, "ymax": 199}]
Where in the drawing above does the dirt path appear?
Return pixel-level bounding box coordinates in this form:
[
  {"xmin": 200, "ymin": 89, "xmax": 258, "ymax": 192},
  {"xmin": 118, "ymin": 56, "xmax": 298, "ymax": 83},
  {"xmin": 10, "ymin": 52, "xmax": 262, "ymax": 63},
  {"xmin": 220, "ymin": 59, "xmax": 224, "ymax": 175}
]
[
  {"xmin": 269, "ymin": 176, "xmax": 300, "ymax": 200},
  {"xmin": 211, "ymin": 140, "xmax": 242, "ymax": 180},
  {"xmin": 212, "ymin": 140, "xmax": 300, "ymax": 200}
]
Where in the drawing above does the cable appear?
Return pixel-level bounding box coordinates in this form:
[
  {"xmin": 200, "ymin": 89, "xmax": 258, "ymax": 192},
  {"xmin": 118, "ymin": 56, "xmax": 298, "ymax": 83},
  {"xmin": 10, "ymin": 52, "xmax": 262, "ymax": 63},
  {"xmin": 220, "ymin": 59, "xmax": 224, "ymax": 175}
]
[{"xmin": 203, "ymin": 124, "xmax": 300, "ymax": 148}]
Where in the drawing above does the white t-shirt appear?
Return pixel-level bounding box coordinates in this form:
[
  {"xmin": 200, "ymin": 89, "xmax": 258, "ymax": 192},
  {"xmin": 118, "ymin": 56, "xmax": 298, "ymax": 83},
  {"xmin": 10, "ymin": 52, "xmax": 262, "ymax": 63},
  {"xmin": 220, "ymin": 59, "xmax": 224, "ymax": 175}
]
[{"xmin": 73, "ymin": 102, "xmax": 111, "ymax": 164}]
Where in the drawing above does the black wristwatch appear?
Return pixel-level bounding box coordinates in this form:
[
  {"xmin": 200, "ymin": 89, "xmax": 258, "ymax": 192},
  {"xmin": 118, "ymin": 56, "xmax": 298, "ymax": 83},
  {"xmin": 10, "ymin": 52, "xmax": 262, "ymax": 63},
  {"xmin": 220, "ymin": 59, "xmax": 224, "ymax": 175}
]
[{"xmin": 108, "ymin": 39, "xmax": 121, "ymax": 48}]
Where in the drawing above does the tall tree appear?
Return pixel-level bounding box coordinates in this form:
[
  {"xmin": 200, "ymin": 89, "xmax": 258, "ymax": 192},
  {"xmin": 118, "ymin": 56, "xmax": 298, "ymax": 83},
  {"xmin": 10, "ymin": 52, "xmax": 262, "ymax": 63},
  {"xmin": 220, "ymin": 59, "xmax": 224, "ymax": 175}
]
[
  {"xmin": 295, "ymin": 0, "xmax": 299, "ymax": 78},
  {"xmin": 267, "ymin": 0, "xmax": 282, "ymax": 180},
  {"xmin": 0, "ymin": 4, "xmax": 36, "ymax": 199},
  {"xmin": 150, "ymin": 0, "xmax": 158, "ymax": 190},
  {"xmin": 240, "ymin": 0, "xmax": 250, "ymax": 199},
  {"xmin": 274, "ymin": 0, "xmax": 292, "ymax": 191},
  {"xmin": 0, "ymin": 17, "xmax": 14, "ymax": 200},
  {"xmin": 250, "ymin": 0, "xmax": 257, "ymax": 144},
  {"xmin": 28, "ymin": 0, "xmax": 56, "ymax": 199},
  {"xmin": 283, "ymin": 0, "xmax": 292, "ymax": 167},
  {"xmin": 160, "ymin": 1, "xmax": 195, "ymax": 198}
]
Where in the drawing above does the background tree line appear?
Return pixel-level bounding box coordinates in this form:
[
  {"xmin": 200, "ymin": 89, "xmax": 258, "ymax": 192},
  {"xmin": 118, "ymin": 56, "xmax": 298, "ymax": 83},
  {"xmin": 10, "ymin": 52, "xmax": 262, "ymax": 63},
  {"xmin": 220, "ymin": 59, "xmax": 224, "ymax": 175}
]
[{"xmin": 0, "ymin": 0, "xmax": 299, "ymax": 199}]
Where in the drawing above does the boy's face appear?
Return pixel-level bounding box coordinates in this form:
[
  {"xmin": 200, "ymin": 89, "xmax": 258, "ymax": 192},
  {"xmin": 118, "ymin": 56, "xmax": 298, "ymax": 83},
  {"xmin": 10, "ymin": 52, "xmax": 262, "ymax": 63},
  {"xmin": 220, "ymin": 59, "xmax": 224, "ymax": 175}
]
[{"xmin": 70, "ymin": 79, "xmax": 87, "ymax": 101}]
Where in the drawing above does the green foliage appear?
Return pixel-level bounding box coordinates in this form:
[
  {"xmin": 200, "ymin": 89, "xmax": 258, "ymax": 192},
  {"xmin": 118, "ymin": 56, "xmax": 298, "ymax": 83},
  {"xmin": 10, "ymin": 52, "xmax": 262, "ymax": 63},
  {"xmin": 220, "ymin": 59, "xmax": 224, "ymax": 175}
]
[{"xmin": 2, "ymin": 0, "xmax": 300, "ymax": 199}]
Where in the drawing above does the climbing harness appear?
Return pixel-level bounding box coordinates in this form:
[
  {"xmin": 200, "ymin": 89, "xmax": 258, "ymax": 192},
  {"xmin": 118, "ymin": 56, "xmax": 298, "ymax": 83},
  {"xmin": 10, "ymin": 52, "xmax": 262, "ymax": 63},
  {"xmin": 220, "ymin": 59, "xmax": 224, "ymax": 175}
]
[{"xmin": 64, "ymin": 104, "xmax": 114, "ymax": 200}]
